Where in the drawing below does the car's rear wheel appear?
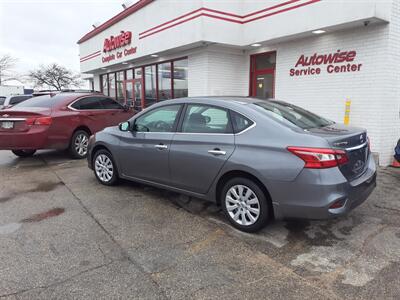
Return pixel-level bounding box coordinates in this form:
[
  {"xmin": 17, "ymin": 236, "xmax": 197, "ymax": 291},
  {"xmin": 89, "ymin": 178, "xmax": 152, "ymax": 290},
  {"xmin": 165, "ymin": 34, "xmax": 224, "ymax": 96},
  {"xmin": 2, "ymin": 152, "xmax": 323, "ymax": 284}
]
[
  {"xmin": 93, "ymin": 150, "xmax": 119, "ymax": 186},
  {"xmin": 11, "ymin": 149, "xmax": 36, "ymax": 157},
  {"xmin": 69, "ymin": 130, "xmax": 89, "ymax": 159},
  {"xmin": 221, "ymin": 177, "xmax": 270, "ymax": 233}
]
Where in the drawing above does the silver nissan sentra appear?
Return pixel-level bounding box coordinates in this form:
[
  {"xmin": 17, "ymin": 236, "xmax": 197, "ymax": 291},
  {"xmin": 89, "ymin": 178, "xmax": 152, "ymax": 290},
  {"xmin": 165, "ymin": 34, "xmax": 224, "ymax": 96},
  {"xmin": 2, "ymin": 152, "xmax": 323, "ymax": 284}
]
[{"xmin": 87, "ymin": 97, "xmax": 376, "ymax": 232}]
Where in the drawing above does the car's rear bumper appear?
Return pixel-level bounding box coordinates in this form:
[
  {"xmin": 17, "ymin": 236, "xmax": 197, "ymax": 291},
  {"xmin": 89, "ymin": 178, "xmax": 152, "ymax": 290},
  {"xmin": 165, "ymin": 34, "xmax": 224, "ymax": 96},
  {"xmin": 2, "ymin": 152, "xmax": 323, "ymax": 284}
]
[
  {"xmin": 269, "ymin": 155, "xmax": 377, "ymax": 220},
  {"xmin": 0, "ymin": 129, "xmax": 49, "ymax": 150}
]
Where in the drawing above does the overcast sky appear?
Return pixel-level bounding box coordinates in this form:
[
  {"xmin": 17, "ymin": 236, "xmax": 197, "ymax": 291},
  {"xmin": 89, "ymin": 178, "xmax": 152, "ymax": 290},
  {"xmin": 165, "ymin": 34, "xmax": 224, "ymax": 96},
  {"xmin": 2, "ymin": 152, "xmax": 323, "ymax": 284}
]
[{"xmin": 0, "ymin": 0, "xmax": 131, "ymax": 87}]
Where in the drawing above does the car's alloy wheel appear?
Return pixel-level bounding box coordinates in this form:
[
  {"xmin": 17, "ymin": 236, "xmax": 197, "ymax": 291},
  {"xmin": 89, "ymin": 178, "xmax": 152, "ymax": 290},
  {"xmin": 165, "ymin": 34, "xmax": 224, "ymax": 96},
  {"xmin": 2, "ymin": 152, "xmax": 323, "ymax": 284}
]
[
  {"xmin": 225, "ymin": 185, "xmax": 260, "ymax": 226},
  {"xmin": 221, "ymin": 177, "xmax": 270, "ymax": 233},
  {"xmin": 74, "ymin": 133, "xmax": 89, "ymax": 157},
  {"xmin": 11, "ymin": 149, "xmax": 36, "ymax": 157},
  {"xmin": 93, "ymin": 150, "xmax": 118, "ymax": 186},
  {"xmin": 95, "ymin": 154, "xmax": 114, "ymax": 183},
  {"xmin": 69, "ymin": 130, "xmax": 89, "ymax": 159}
]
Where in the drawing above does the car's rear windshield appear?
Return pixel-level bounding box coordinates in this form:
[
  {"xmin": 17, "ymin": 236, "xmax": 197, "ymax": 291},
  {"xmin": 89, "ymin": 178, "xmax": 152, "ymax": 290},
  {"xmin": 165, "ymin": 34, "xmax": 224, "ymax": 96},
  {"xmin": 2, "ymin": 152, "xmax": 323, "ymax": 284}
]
[
  {"xmin": 13, "ymin": 94, "xmax": 63, "ymax": 108},
  {"xmin": 254, "ymin": 101, "xmax": 333, "ymax": 130}
]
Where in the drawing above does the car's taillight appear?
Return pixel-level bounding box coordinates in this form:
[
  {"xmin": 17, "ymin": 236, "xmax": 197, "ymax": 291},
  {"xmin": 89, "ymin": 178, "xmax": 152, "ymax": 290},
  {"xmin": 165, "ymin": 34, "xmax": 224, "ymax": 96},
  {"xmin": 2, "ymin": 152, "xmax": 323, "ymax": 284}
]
[
  {"xmin": 26, "ymin": 117, "xmax": 52, "ymax": 126},
  {"xmin": 287, "ymin": 147, "xmax": 349, "ymax": 169}
]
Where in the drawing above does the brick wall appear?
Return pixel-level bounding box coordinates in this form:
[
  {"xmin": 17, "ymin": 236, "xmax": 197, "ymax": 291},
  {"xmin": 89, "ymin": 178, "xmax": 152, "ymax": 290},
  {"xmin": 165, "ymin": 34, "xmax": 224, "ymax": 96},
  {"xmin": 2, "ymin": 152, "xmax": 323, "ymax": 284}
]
[{"xmin": 248, "ymin": 19, "xmax": 399, "ymax": 165}]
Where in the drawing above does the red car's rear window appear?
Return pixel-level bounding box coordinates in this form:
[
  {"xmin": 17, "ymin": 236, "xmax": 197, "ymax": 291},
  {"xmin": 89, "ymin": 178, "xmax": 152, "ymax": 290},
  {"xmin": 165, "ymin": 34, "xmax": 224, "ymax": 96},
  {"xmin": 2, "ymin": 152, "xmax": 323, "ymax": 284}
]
[{"xmin": 14, "ymin": 94, "xmax": 67, "ymax": 108}]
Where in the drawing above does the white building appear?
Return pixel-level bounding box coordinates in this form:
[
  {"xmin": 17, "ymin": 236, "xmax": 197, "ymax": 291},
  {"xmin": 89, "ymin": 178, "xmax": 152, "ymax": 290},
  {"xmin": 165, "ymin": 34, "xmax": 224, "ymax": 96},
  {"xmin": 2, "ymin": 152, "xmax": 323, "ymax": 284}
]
[{"xmin": 78, "ymin": 0, "xmax": 400, "ymax": 166}]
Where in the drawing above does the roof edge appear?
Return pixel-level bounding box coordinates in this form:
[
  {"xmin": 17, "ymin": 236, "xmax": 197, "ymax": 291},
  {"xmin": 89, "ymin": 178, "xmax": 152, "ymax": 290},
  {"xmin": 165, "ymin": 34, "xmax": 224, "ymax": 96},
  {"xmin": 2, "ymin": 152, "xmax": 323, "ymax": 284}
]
[{"xmin": 77, "ymin": 0, "xmax": 154, "ymax": 44}]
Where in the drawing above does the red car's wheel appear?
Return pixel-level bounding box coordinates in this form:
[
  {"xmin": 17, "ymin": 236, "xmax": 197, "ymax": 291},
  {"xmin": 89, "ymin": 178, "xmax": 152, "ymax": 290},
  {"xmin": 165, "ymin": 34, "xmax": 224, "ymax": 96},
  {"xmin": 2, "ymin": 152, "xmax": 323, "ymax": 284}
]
[
  {"xmin": 69, "ymin": 130, "xmax": 90, "ymax": 159},
  {"xmin": 12, "ymin": 149, "xmax": 36, "ymax": 157}
]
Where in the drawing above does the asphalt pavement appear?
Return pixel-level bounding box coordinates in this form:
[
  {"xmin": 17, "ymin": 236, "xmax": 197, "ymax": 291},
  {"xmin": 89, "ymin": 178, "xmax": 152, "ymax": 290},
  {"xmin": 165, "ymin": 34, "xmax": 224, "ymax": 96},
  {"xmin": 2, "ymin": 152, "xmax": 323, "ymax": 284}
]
[{"xmin": 0, "ymin": 150, "xmax": 399, "ymax": 299}]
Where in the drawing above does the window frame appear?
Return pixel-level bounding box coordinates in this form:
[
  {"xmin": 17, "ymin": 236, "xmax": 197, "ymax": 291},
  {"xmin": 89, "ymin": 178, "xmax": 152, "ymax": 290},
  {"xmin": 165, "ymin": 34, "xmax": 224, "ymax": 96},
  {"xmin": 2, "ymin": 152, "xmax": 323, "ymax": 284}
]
[
  {"xmin": 177, "ymin": 103, "xmax": 234, "ymax": 135},
  {"xmin": 229, "ymin": 110, "xmax": 255, "ymax": 134},
  {"xmin": 249, "ymin": 51, "xmax": 276, "ymax": 98},
  {"xmin": 132, "ymin": 104, "xmax": 184, "ymax": 133},
  {"xmin": 99, "ymin": 56, "xmax": 188, "ymax": 110},
  {"xmin": 69, "ymin": 96, "xmax": 108, "ymax": 111}
]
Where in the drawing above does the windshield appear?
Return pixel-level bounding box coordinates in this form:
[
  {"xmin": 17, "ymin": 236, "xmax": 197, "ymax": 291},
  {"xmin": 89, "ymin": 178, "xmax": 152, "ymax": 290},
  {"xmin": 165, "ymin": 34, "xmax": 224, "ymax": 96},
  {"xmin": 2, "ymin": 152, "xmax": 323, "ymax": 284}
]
[
  {"xmin": 13, "ymin": 94, "xmax": 63, "ymax": 108},
  {"xmin": 254, "ymin": 101, "xmax": 334, "ymax": 130},
  {"xmin": 0, "ymin": 98, "xmax": 5, "ymax": 105}
]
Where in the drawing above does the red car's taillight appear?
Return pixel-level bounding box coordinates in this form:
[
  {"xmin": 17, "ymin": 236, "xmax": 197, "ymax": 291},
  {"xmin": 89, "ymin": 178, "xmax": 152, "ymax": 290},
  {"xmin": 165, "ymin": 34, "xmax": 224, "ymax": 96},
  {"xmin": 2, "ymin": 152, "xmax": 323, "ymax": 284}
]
[
  {"xmin": 287, "ymin": 147, "xmax": 349, "ymax": 169},
  {"xmin": 26, "ymin": 117, "xmax": 53, "ymax": 126}
]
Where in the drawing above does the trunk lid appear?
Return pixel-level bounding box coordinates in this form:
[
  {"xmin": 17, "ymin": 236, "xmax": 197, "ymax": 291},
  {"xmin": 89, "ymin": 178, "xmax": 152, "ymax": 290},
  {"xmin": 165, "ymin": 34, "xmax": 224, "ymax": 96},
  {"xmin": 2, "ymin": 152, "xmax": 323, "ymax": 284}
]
[
  {"xmin": 0, "ymin": 107, "xmax": 51, "ymax": 132},
  {"xmin": 306, "ymin": 123, "xmax": 369, "ymax": 181}
]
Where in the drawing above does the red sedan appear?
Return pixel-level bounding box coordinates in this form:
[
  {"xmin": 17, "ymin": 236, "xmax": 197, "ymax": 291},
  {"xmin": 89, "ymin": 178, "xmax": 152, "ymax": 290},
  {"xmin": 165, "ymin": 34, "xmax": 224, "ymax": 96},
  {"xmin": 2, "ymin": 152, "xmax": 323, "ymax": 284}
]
[{"xmin": 0, "ymin": 92, "xmax": 134, "ymax": 158}]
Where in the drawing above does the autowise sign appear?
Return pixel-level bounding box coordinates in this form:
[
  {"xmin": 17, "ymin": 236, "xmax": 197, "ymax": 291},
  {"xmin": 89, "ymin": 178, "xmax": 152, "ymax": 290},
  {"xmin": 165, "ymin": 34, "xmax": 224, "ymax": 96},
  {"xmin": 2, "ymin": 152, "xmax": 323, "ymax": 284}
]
[
  {"xmin": 102, "ymin": 30, "xmax": 137, "ymax": 63},
  {"xmin": 290, "ymin": 50, "xmax": 363, "ymax": 77}
]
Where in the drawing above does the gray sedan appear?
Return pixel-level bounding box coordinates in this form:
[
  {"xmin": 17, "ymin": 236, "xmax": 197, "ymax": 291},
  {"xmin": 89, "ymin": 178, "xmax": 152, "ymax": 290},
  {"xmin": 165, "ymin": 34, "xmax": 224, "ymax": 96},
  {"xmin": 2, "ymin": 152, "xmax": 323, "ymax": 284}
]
[{"xmin": 87, "ymin": 97, "xmax": 376, "ymax": 232}]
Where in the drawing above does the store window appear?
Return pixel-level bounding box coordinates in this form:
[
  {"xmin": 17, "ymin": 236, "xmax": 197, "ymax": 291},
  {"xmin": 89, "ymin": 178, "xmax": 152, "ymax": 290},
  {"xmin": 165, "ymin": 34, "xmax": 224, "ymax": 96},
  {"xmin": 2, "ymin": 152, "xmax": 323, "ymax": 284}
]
[
  {"xmin": 173, "ymin": 59, "xmax": 188, "ymax": 98},
  {"xmin": 145, "ymin": 65, "xmax": 157, "ymax": 107},
  {"xmin": 250, "ymin": 52, "xmax": 276, "ymax": 99},
  {"xmin": 126, "ymin": 69, "xmax": 134, "ymax": 80},
  {"xmin": 116, "ymin": 71, "xmax": 125, "ymax": 102},
  {"xmin": 134, "ymin": 68, "xmax": 142, "ymax": 79},
  {"xmin": 109, "ymin": 73, "xmax": 116, "ymax": 99},
  {"xmin": 101, "ymin": 74, "xmax": 109, "ymax": 96},
  {"xmin": 158, "ymin": 62, "xmax": 172, "ymax": 101}
]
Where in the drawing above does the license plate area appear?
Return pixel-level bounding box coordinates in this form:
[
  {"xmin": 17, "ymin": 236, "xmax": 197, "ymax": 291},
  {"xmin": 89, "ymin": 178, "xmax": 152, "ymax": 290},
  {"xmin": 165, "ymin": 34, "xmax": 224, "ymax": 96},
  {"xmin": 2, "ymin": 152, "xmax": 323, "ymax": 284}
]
[{"xmin": 1, "ymin": 121, "xmax": 14, "ymax": 129}]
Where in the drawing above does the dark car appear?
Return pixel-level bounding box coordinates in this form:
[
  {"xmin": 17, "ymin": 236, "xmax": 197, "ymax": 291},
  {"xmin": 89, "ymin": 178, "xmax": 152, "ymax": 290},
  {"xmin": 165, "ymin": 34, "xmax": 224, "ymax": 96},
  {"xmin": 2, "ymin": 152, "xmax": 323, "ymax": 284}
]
[
  {"xmin": 0, "ymin": 92, "xmax": 134, "ymax": 158},
  {"xmin": 0, "ymin": 94, "xmax": 32, "ymax": 110},
  {"xmin": 87, "ymin": 97, "xmax": 376, "ymax": 232}
]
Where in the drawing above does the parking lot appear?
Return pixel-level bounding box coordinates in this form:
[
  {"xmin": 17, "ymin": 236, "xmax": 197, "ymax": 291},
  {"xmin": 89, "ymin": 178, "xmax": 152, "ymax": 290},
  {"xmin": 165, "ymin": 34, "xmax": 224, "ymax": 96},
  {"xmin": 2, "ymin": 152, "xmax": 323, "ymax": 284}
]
[{"xmin": 0, "ymin": 150, "xmax": 399, "ymax": 299}]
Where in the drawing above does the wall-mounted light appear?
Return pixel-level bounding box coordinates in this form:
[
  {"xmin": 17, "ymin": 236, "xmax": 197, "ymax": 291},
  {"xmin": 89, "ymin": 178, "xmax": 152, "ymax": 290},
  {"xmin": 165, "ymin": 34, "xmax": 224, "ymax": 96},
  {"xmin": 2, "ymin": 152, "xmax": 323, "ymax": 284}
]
[
  {"xmin": 122, "ymin": 62, "xmax": 128, "ymax": 65},
  {"xmin": 151, "ymin": 54, "xmax": 159, "ymax": 58},
  {"xmin": 251, "ymin": 43, "xmax": 261, "ymax": 47},
  {"xmin": 312, "ymin": 30, "xmax": 326, "ymax": 35}
]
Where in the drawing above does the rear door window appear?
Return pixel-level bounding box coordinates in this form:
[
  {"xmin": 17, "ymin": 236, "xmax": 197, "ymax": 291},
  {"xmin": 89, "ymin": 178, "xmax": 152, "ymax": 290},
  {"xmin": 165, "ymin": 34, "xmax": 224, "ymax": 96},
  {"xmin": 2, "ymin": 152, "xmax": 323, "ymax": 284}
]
[
  {"xmin": 181, "ymin": 104, "xmax": 232, "ymax": 134},
  {"xmin": 99, "ymin": 97, "xmax": 123, "ymax": 109},
  {"xmin": 72, "ymin": 97, "xmax": 102, "ymax": 110}
]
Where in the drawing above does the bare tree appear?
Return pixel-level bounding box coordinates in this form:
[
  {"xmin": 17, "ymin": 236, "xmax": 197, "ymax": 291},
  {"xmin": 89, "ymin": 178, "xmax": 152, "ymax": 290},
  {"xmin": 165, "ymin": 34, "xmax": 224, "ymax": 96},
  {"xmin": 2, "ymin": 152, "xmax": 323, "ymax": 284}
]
[
  {"xmin": 29, "ymin": 63, "xmax": 82, "ymax": 91},
  {"xmin": 0, "ymin": 54, "xmax": 19, "ymax": 85}
]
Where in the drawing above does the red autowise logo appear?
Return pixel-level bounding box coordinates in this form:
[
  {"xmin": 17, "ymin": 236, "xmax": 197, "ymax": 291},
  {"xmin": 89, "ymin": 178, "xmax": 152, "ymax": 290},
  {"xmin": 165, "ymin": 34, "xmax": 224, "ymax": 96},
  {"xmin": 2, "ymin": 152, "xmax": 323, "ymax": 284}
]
[
  {"xmin": 102, "ymin": 31, "xmax": 137, "ymax": 63},
  {"xmin": 290, "ymin": 50, "xmax": 362, "ymax": 77}
]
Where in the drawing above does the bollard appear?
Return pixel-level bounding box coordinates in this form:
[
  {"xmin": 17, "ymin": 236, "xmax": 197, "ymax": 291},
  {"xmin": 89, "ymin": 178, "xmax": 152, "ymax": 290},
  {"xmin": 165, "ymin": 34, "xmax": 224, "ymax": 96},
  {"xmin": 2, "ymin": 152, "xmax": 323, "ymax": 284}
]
[{"xmin": 344, "ymin": 99, "xmax": 351, "ymax": 125}]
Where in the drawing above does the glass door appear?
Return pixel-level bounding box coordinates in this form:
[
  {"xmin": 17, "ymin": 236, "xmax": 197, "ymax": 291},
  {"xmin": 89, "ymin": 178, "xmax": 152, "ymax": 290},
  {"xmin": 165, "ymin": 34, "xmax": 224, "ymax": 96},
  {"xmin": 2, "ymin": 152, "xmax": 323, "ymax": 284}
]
[
  {"xmin": 250, "ymin": 51, "xmax": 276, "ymax": 99},
  {"xmin": 123, "ymin": 79, "xmax": 144, "ymax": 111},
  {"xmin": 252, "ymin": 71, "xmax": 275, "ymax": 99}
]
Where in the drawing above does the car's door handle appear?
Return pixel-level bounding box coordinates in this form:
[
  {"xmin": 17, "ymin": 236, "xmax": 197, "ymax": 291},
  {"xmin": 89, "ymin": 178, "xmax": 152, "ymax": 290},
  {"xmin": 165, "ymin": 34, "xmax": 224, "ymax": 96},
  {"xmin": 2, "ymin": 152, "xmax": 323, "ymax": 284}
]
[
  {"xmin": 208, "ymin": 149, "xmax": 226, "ymax": 156},
  {"xmin": 155, "ymin": 144, "xmax": 168, "ymax": 150}
]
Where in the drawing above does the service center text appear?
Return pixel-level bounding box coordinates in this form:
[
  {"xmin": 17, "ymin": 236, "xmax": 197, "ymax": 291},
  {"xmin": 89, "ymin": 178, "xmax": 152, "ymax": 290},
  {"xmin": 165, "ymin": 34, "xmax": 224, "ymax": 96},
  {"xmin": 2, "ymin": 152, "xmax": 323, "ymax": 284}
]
[{"xmin": 290, "ymin": 50, "xmax": 362, "ymax": 77}]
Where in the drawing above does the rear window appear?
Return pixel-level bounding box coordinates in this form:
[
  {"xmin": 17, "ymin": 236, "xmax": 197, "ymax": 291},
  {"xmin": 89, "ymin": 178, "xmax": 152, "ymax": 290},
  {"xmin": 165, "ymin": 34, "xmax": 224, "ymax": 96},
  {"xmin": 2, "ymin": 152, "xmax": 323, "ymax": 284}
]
[
  {"xmin": 254, "ymin": 101, "xmax": 333, "ymax": 130},
  {"xmin": 10, "ymin": 95, "xmax": 31, "ymax": 105},
  {"xmin": 14, "ymin": 94, "xmax": 64, "ymax": 108},
  {"xmin": 0, "ymin": 98, "xmax": 5, "ymax": 105}
]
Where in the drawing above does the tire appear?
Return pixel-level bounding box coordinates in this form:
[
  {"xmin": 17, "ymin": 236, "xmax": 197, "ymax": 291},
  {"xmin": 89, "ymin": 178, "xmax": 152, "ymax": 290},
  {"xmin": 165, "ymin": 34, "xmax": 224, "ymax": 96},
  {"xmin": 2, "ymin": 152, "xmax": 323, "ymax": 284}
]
[
  {"xmin": 12, "ymin": 149, "xmax": 36, "ymax": 157},
  {"xmin": 69, "ymin": 130, "xmax": 90, "ymax": 159},
  {"xmin": 93, "ymin": 149, "xmax": 119, "ymax": 186},
  {"xmin": 221, "ymin": 177, "xmax": 270, "ymax": 233}
]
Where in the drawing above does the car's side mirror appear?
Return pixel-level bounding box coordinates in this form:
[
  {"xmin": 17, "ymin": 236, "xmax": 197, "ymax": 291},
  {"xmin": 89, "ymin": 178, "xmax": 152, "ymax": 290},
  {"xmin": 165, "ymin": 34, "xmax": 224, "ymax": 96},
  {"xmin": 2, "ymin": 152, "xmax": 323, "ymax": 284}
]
[{"xmin": 119, "ymin": 121, "xmax": 131, "ymax": 132}]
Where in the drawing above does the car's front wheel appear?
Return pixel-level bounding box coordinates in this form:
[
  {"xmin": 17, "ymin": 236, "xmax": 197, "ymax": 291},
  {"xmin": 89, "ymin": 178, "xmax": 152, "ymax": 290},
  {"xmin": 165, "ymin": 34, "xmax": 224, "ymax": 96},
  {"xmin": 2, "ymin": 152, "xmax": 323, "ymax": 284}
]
[
  {"xmin": 221, "ymin": 177, "xmax": 270, "ymax": 233},
  {"xmin": 93, "ymin": 150, "xmax": 119, "ymax": 186},
  {"xmin": 69, "ymin": 130, "xmax": 89, "ymax": 159},
  {"xmin": 11, "ymin": 149, "xmax": 36, "ymax": 157}
]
